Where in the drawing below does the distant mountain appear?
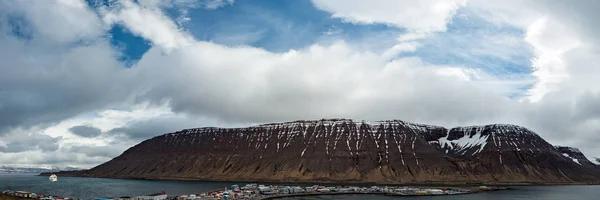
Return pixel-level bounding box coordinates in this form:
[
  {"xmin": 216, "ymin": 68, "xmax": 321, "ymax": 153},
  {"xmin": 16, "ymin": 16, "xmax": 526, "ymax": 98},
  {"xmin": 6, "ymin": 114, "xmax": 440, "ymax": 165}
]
[
  {"xmin": 1, "ymin": 166, "xmax": 84, "ymax": 173},
  {"xmin": 50, "ymin": 119, "xmax": 600, "ymax": 184},
  {"xmin": 592, "ymin": 157, "xmax": 600, "ymax": 165},
  {"xmin": 554, "ymin": 146, "xmax": 598, "ymax": 167}
]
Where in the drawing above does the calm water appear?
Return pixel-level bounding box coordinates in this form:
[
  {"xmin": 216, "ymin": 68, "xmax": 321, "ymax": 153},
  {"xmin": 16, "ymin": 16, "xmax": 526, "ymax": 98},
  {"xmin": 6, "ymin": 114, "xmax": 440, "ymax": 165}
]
[
  {"xmin": 1, "ymin": 174, "xmax": 599, "ymax": 200},
  {"xmin": 0, "ymin": 173, "xmax": 231, "ymax": 199}
]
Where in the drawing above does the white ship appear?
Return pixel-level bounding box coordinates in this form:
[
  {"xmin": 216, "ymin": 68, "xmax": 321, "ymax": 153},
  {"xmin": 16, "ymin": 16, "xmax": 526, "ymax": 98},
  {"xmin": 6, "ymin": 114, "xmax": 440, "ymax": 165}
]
[{"xmin": 49, "ymin": 174, "xmax": 58, "ymax": 182}]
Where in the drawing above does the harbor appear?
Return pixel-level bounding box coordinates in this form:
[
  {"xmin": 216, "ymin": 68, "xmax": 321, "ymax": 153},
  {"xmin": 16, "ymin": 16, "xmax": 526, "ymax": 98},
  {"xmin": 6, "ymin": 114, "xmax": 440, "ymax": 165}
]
[
  {"xmin": 2, "ymin": 184, "xmax": 507, "ymax": 200},
  {"xmin": 181, "ymin": 184, "xmax": 506, "ymax": 200}
]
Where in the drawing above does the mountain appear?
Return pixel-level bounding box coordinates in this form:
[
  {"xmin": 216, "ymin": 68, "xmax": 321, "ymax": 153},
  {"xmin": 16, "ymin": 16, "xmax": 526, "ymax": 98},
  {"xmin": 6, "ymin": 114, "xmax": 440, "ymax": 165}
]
[
  {"xmin": 0, "ymin": 166, "xmax": 57, "ymax": 173},
  {"xmin": 554, "ymin": 146, "xmax": 597, "ymax": 167},
  {"xmin": 50, "ymin": 119, "xmax": 600, "ymax": 184},
  {"xmin": 592, "ymin": 157, "xmax": 600, "ymax": 165},
  {"xmin": 1, "ymin": 166, "xmax": 84, "ymax": 173}
]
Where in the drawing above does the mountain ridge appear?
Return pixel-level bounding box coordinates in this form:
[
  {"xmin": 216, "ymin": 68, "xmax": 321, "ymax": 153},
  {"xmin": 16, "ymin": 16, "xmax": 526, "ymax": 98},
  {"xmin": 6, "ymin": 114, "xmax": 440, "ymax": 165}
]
[
  {"xmin": 43, "ymin": 119, "xmax": 600, "ymax": 184},
  {"xmin": 1, "ymin": 166, "xmax": 84, "ymax": 174}
]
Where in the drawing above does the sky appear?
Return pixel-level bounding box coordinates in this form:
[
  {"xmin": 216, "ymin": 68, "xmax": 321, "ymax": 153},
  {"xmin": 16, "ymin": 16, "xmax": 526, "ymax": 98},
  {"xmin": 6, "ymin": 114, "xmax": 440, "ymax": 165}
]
[{"xmin": 1, "ymin": 0, "xmax": 600, "ymax": 168}]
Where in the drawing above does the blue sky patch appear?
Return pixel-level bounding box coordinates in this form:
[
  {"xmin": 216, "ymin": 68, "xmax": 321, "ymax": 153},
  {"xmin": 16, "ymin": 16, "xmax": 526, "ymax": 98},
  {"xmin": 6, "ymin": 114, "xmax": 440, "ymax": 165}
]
[
  {"xmin": 108, "ymin": 24, "xmax": 151, "ymax": 67},
  {"xmin": 177, "ymin": 0, "xmax": 404, "ymax": 52},
  {"xmin": 104, "ymin": 0, "xmax": 534, "ymax": 92},
  {"xmin": 401, "ymin": 8, "xmax": 533, "ymax": 81}
]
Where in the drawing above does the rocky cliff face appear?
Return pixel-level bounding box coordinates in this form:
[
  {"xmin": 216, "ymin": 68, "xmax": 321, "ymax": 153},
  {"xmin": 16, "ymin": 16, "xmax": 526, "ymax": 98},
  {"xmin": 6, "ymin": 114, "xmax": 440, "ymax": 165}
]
[{"xmin": 78, "ymin": 119, "xmax": 600, "ymax": 184}]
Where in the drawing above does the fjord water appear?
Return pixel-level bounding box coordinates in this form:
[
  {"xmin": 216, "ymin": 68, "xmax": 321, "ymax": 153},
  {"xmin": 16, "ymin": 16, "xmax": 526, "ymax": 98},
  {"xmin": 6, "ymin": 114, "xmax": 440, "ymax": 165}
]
[
  {"xmin": 2, "ymin": 174, "xmax": 600, "ymax": 200},
  {"xmin": 0, "ymin": 174, "xmax": 231, "ymax": 199}
]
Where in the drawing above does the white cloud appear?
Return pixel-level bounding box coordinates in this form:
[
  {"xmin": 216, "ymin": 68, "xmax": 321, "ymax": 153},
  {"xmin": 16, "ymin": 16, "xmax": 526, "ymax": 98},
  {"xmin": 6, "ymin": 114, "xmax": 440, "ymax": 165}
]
[
  {"xmin": 464, "ymin": 0, "xmax": 594, "ymax": 101},
  {"xmin": 0, "ymin": 104, "xmax": 207, "ymax": 168},
  {"xmin": 99, "ymin": 0, "xmax": 194, "ymax": 51},
  {"xmin": 1, "ymin": 0, "xmax": 106, "ymax": 44},
  {"xmin": 381, "ymin": 41, "xmax": 421, "ymax": 59},
  {"xmin": 462, "ymin": 0, "xmax": 600, "ymax": 157},
  {"xmin": 129, "ymin": 40, "xmax": 517, "ymax": 129},
  {"xmin": 312, "ymin": 0, "xmax": 466, "ymax": 32},
  {"xmin": 0, "ymin": 24, "xmax": 129, "ymax": 135},
  {"xmin": 525, "ymin": 18, "xmax": 579, "ymax": 101}
]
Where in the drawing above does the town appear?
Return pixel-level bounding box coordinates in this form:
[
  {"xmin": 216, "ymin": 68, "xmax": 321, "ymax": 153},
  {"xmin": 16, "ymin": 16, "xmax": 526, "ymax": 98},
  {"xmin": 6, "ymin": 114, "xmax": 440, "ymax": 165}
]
[{"xmin": 2, "ymin": 184, "xmax": 506, "ymax": 200}]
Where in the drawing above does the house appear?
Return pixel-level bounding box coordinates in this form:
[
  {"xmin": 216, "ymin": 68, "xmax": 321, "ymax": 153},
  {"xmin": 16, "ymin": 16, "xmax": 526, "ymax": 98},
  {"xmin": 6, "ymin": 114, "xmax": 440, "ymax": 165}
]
[
  {"xmin": 258, "ymin": 186, "xmax": 273, "ymax": 195},
  {"xmin": 279, "ymin": 186, "xmax": 293, "ymax": 194},
  {"xmin": 14, "ymin": 191, "xmax": 35, "ymax": 198},
  {"xmin": 305, "ymin": 187, "xmax": 315, "ymax": 192},
  {"xmin": 290, "ymin": 187, "xmax": 304, "ymax": 193}
]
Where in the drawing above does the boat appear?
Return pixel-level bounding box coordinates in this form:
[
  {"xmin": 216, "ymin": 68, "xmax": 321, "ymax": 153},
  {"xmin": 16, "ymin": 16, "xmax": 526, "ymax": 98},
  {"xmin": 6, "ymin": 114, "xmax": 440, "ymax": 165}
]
[{"xmin": 49, "ymin": 174, "xmax": 58, "ymax": 182}]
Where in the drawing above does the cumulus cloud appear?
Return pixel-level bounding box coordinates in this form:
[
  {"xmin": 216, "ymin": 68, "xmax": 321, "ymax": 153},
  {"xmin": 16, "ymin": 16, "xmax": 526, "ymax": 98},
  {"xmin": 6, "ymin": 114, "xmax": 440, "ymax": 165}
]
[
  {"xmin": 0, "ymin": 1, "xmax": 130, "ymax": 135},
  {"xmin": 0, "ymin": 37, "xmax": 129, "ymax": 134},
  {"xmin": 131, "ymin": 41, "xmax": 516, "ymax": 127},
  {"xmin": 99, "ymin": 0, "xmax": 194, "ymax": 51},
  {"xmin": 0, "ymin": 0, "xmax": 107, "ymax": 43},
  {"xmin": 461, "ymin": 0, "xmax": 600, "ymax": 155},
  {"xmin": 0, "ymin": 130, "xmax": 61, "ymax": 153}
]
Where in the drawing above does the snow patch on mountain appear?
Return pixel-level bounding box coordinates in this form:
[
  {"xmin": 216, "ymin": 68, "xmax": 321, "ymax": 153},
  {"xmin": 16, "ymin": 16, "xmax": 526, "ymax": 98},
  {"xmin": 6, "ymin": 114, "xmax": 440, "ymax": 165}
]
[
  {"xmin": 591, "ymin": 158, "xmax": 600, "ymax": 165},
  {"xmin": 562, "ymin": 153, "xmax": 582, "ymax": 165},
  {"xmin": 438, "ymin": 127, "xmax": 489, "ymax": 155}
]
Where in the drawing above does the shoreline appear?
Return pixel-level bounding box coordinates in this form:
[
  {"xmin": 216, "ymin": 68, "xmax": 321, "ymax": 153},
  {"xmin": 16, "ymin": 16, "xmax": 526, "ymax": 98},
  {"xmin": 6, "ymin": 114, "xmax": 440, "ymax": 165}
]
[
  {"xmin": 38, "ymin": 172, "xmax": 600, "ymax": 186},
  {"xmin": 0, "ymin": 184, "xmax": 506, "ymax": 200},
  {"xmin": 195, "ymin": 184, "xmax": 509, "ymax": 199},
  {"xmin": 257, "ymin": 191, "xmax": 474, "ymax": 200}
]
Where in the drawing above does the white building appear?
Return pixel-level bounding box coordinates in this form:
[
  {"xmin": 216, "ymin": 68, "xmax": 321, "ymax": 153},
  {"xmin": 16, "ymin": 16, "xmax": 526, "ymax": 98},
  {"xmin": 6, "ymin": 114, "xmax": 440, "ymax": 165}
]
[
  {"xmin": 14, "ymin": 191, "xmax": 36, "ymax": 198},
  {"xmin": 258, "ymin": 186, "xmax": 273, "ymax": 195},
  {"xmin": 291, "ymin": 187, "xmax": 304, "ymax": 193}
]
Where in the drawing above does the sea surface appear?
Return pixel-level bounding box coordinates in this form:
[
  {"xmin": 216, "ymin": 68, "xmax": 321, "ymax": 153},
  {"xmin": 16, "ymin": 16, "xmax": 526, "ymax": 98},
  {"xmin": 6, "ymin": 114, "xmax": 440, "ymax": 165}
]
[{"xmin": 1, "ymin": 173, "xmax": 599, "ymax": 200}]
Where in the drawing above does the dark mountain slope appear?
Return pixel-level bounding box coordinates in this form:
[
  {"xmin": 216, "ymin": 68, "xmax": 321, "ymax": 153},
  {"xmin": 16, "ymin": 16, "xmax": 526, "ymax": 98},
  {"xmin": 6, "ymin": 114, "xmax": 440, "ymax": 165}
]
[
  {"xmin": 426, "ymin": 125, "xmax": 599, "ymax": 183},
  {"xmin": 59, "ymin": 119, "xmax": 600, "ymax": 184}
]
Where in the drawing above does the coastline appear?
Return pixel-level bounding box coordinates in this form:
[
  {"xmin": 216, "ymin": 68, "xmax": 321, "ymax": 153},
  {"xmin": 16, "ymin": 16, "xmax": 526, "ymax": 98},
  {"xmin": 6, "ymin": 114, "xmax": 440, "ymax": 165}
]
[
  {"xmin": 257, "ymin": 191, "xmax": 476, "ymax": 200},
  {"xmin": 39, "ymin": 172, "xmax": 600, "ymax": 186},
  {"xmin": 180, "ymin": 184, "xmax": 509, "ymax": 199},
  {"xmin": 0, "ymin": 182, "xmax": 506, "ymax": 199}
]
